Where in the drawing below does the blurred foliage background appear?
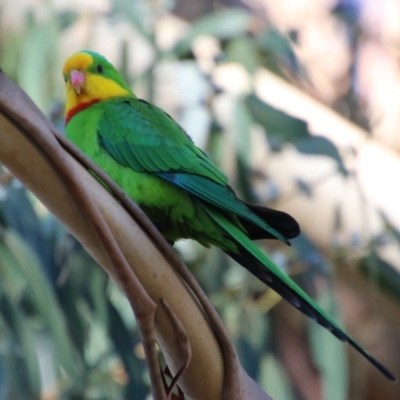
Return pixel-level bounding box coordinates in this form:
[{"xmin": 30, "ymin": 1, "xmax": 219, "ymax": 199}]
[{"xmin": 1, "ymin": 0, "xmax": 400, "ymax": 399}]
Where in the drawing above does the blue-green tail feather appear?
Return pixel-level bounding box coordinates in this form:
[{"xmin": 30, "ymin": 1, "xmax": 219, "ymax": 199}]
[{"xmin": 204, "ymin": 205, "xmax": 396, "ymax": 382}]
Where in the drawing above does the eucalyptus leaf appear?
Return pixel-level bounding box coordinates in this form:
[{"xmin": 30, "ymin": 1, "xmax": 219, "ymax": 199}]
[
  {"xmin": 309, "ymin": 282, "xmax": 348, "ymax": 400},
  {"xmin": 18, "ymin": 21, "xmax": 59, "ymax": 112},
  {"xmin": 174, "ymin": 9, "xmax": 252, "ymax": 55},
  {"xmin": 58, "ymin": 11, "xmax": 77, "ymax": 30},
  {"xmin": 3, "ymin": 187, "xmax": 55, "ymax": 283},
  {"xmin": 237, "ymin": 307, "xmax": 270, "ymax": 379},
  {"xmin": 256, "ymin": 29, "xmax": 294, "ymax": 58},
  {"xmin": 292, "ymin": 235, "xmax": 325, "ymax": 269},
  {"xmin": 333, "ymin": 204, "xmax": 342, "ymax": 233},
  {"xmin": 112, "ymin": 0, "xmax": 152, "ymax": 42},
  {"xmin": 245, "ymin": 94, "xmax": 347, "ymax": 173},
  {"xmin": 359, "ymin": 252, "xmax": 400, "ymax": 303},
  {"xmin": 382, "ymin": 214, "xmax": 400, "ymax": 246},
  {"xmin": 0, "ymin": 289, "xmax": 41, "ymax": 397},
  {"xmin": 256, "ymin": 29, "xmax": 300, "ymax": 73},
  {"xmin": 226, "ymin": 37, "xmax": 261, "ymax": 74},
  {"xmin": 236, "ymin": 156, "xmax": 256, "ymax": 203},
  {"xmin": 233, "ymin": 98, "xmax": 253, "ymax": 162},
  {"xmin": 57, "ymin": 272, "xmax": 87, "ymax": 357},
  {"xmin": 293, "ymin": 136, "xmax": 347, "ymax": 175},
  {"xmin": 107, "ymin": 300, "xmax": 148, "ymax": 399},
  {"xmin": 245, "ymin": 94, "xmax": 309, "ymax": 143},
  {"xmin": 0, "ymin": 34, "xmax": 23, "ymax": 82},
  {"xmin": 0, "ymin": 231, "xmax": 80, "ymax": 383},
  {"xmin": 259, "ymin": 355, "xmax": 294, "ymax": 400},
  {"xmin": 2, "ymin": 351, "xmax": 33, "ymax": 400},
  {"xmin": 294, "ymin": 178, "xmax": 313, "ymax": 198},
  {"xmin": 0, "ymin": 354, "xmax": 7, "ymax": 400}
]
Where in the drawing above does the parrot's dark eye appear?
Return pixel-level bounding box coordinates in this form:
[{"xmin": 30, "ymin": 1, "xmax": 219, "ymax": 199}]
[{"xmin": 96, "ymin": 64, "xmax": 103, "ymax": 73}]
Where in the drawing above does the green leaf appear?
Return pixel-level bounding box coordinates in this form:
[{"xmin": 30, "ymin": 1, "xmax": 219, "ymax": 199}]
[
  {"xmin": 0, "ymin": 290, "xmax": 41, "ymax": 397},
  {"xmin": 112, "ymin": 0, "xmax": 152, "ymax": 42},
  {"xmin": 57, "ymin": 258, "xmax": 88, "ymax": 357},
  {"xmin": 88, "ymin": 267, "xmax": 109, "ymax": 328},
  {"xmin": 257, "ymin": 29, "xmax": 294, "ymax": 57},
  {"xmin": 0, "ymin": 34, "xmax": 23, "ymax": 82},
  {"xmin": 245, "ymin": 94, "xmax": 309, "ymax": 143},
  {"xmin": 0, "ymin": 355, "xmax": 8, "ymax": 400},
  {"xmin": 226, "ymin": 37, "xmax": 261, "ymax": 74},
  {"xmin": 293, "ymin": 237, "xmax": 348, "ymax": 398},
  {"xmin": 309, "ymin": 282, "xmax": 348, "ymax": 400},
  {"xmin": 256, "ymin": 29, "xmax": 300, "ymax": 74},
  {"xmin": 3, "ymin": 187, "xmax": 55, "ymax": 281},
  {"xmin": 18, "ymin": 22, "xmax": 59, "ymax": 112},
  {"xmin": 0, "ymin": 231, "xmax": 80, "ymax": 382},
  {"xmin": 295, "ymin": 178, "xmax": 313, "ymax": 197},
  {"xmin": 237, "ymin": 306, "xmax": 270, "ymax": 379},
  {"xmin": 259, "ymin": 355, "xmax": 294, "ymax": 399},
  {"xmin": 107, "ymin": 300, "xmax": 148, "ymax": 399},
  {"xmin": 293, "ymin": 136, "xmax": 347, "ymax": 175},
  {"xmin": 359, "ymin": 252, "xmax": 400, "ymax": 303},
  {"xmin": 233, "ymin": 98, "xmax": 253, "ymax": 163},
  {"xmin": 175, "ymin": 9, "xmax": 252, "ymax": 55},
  {"xmin": 245, "ymin": 94, "xmax": 347, "ymax": 173},
  {"xmin": 57, "ymin": 11, "xmax": 78, "ymax": 30}
]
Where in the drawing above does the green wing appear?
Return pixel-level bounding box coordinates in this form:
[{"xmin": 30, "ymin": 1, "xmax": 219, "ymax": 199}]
[
  {"xmin": 99, "ymin": 97, "xmax": 227, "ymax": 184},
  {"xmin": 98, "ymin": 97, "xmax": 287, "ymax": 242}
]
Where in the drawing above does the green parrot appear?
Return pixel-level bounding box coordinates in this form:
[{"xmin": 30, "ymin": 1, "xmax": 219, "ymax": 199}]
[{"xmin": 63, "ymin": 50, "xmax": 395, "ymax": 381}]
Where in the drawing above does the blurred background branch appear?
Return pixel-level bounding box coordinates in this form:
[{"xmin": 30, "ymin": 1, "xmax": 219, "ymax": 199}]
[{"xmin": 1, "ymin": 0, "xmax": 400, "ymax": 399}]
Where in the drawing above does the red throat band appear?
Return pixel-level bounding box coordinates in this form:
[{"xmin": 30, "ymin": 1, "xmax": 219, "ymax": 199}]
[{"xmin": 65, "ymin": 99, "xmax": 100, "ymax": 125}]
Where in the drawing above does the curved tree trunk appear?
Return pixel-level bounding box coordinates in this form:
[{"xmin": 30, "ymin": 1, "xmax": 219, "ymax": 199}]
[{"xmin": 0, "ymin": 71, "xmax": 273, "ymax": 399}]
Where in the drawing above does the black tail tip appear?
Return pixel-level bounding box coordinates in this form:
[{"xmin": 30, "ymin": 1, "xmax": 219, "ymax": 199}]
[{"xmin": 384, "ymin": 370, "xmax": 397, "ymax": 383}]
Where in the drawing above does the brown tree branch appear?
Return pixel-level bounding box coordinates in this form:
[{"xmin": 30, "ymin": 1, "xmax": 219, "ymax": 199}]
[
  {"xmin": 0, "ymin": 72, "xmax": 272, "ymax": 399},
  {"xmin": 0, "ymin": 72, "xmax": 167, "ymax": 400}
]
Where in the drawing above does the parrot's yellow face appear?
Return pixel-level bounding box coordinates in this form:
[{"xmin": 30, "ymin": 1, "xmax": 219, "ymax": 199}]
[{"xmin": 63, "ymin": 51, "xmax": 131, "ymax": 121}]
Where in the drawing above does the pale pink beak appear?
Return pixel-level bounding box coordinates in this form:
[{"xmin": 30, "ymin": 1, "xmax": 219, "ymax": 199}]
[{"xmin": 70, "ymin": 69, "xmax": 86, "ymax": 94}]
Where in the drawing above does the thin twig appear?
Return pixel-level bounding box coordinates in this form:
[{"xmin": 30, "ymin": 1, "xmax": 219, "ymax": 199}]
[{"xmin": 161, "ymin": 298, "xmax": 192, "ymax": 399}]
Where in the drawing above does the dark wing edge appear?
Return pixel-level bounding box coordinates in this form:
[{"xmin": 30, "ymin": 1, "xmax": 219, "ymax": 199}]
[
  {"xmin": 158, "ymin": 171, "xmax": 293, "ymax": 244},
  {"xmin": 241, "ymin": 203, "xmax": 300, "ymax": 241}
]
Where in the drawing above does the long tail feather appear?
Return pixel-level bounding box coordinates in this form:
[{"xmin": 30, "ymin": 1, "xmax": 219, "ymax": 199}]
[{"xmin": 204, "ymin": 205, "xmax": 396, "ymax": 382}]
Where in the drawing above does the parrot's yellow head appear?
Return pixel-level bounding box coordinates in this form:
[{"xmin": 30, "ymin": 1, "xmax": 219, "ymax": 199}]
[{"xmin": 63, "ymin": 51, "xmax": 132, "ymax": 124}]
